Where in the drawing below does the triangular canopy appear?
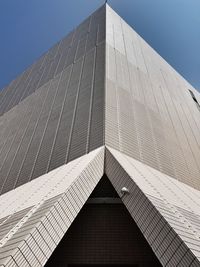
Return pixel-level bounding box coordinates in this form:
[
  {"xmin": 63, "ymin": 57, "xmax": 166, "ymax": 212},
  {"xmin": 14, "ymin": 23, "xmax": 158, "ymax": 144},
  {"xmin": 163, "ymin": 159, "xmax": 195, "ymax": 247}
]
[{"xmin": 0, "ymin": 147, "xmax": 200, "ymax": 266}]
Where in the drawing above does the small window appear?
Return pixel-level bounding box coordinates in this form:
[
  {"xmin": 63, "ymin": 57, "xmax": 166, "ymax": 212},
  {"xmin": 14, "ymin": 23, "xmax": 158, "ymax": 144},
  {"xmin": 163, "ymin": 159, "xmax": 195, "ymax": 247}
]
[{"xmin": 189, "ymin": 90, "xmax": 200, "ymax": 111}]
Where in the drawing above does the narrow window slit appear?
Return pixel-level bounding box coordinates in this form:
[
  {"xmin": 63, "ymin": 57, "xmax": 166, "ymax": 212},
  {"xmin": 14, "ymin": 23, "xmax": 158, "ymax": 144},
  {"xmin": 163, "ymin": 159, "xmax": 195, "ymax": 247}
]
[{"xmin": 189, "ymin": 90, "xmax": 200, "ymax": 111}]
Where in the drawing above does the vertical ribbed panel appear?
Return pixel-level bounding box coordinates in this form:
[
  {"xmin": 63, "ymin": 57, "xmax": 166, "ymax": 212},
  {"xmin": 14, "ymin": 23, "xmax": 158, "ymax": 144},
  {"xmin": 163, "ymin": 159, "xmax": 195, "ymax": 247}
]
[
  {"xmin": 0, "ymin": 6, "xmax": 105, "ymax": 194},
  {"xmin": 67, "ymin": 48, "xmax": 96, "ymax": 161},
  {"xmin": 0, "ymin": 88, "xmax": 50, "ymax": 193},
  {"xmin": 88, "ymin": 42, "xmax": 105, "ymax": 152},
  {"xmin": 15, "ymin": 76, "xmax": 60, "ymax": 187},
  {"xmin": 47, "ymin": 60, "xmax": 83, "ymax": 171},
  {"xmin": 105, "ymin": 5, "xmax": 200, "ymax": 190}
]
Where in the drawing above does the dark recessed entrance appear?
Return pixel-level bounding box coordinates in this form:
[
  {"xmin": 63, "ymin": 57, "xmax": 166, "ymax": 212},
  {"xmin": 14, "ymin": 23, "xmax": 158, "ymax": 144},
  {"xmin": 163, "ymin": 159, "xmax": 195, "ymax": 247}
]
[
  {"xmin": 68, "ymin": 265, "xmax": 138, "ymax": 267},
  {"xmin": 45, "ymin": 175, "xmax": 161, "ymax": 267}
]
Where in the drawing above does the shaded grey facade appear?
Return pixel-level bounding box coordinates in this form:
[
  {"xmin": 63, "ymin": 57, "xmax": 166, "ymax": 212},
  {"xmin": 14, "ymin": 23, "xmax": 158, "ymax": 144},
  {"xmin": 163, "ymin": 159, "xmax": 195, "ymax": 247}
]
[
  {"xmin": 0, "ymin": 6, "xmax": 105, "ymax": 194},
  {"xmin": 0, "ymin": 4, "xmax": 200, "ymax": 267}
]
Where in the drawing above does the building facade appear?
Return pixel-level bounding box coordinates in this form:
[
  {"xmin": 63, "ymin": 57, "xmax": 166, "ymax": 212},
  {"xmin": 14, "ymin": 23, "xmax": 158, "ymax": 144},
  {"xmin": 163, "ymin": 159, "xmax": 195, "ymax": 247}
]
[{"xmin": 0, "ymin": 4, "xmax": 200, "ymax": 266}]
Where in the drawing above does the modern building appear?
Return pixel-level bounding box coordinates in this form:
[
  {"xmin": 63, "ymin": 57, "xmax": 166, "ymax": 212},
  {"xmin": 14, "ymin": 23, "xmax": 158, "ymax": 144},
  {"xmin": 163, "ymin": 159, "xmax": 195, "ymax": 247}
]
[{"xmin": 0, "ymin": 4, "xmax": 200, "ymax": 266}]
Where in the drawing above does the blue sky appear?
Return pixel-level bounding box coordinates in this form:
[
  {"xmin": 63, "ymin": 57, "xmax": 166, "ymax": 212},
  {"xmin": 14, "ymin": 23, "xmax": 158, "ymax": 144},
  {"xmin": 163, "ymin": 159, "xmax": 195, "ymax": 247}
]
[{"xmin": 0, "ymin": 0, "xmax": 200, "ymax": 91}]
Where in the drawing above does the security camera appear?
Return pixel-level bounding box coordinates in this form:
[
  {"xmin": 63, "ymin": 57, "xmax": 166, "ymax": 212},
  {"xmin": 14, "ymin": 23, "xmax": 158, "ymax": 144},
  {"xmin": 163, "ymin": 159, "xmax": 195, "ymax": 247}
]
[{"xmin": 121, "ymin": 187, "xmax": 130, "ymax": 196}]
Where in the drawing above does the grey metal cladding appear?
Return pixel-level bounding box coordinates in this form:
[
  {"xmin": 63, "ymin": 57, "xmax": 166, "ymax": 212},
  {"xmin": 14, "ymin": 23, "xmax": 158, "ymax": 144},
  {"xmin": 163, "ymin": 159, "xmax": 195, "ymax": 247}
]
[
  {"xmin": 0, "ymin": 5, "xmax": 105, "ymax": 117},
  {"xmin": 67, "ymin": 48, "xmax": 96, "ymax": 162},
  {"xmin": 1, "ymin": 86, "xmax": 51, "ymax": 193},
  {"xmin": 0, "ymin": 5, "xmax": 105, "ymax": 194},
  {"xmin": 105, "ymin": 5, "xmax": 200, "ymax": 190},
  {"xmin": 13, "ymin": 77, "xmax": 60, "ymax": 188},
  {"xmin": 1, "ymin": 2, "xmax": 200, "ymax": 196}
]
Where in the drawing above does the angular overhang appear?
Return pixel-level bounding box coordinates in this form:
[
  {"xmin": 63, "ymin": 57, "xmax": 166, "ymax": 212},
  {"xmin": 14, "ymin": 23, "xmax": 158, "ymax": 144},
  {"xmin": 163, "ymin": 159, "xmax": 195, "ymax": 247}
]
[{"xmin": 0, "ymin": 146, "xmax": 200, "ymax": 266}]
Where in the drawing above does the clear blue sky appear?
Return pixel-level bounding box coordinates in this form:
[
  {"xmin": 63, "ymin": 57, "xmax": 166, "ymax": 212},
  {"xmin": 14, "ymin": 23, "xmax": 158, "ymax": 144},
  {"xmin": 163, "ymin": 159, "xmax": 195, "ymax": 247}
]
[{"xmin": 0, "ymin": 0, "xmax": 200, "ymax": 91}]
